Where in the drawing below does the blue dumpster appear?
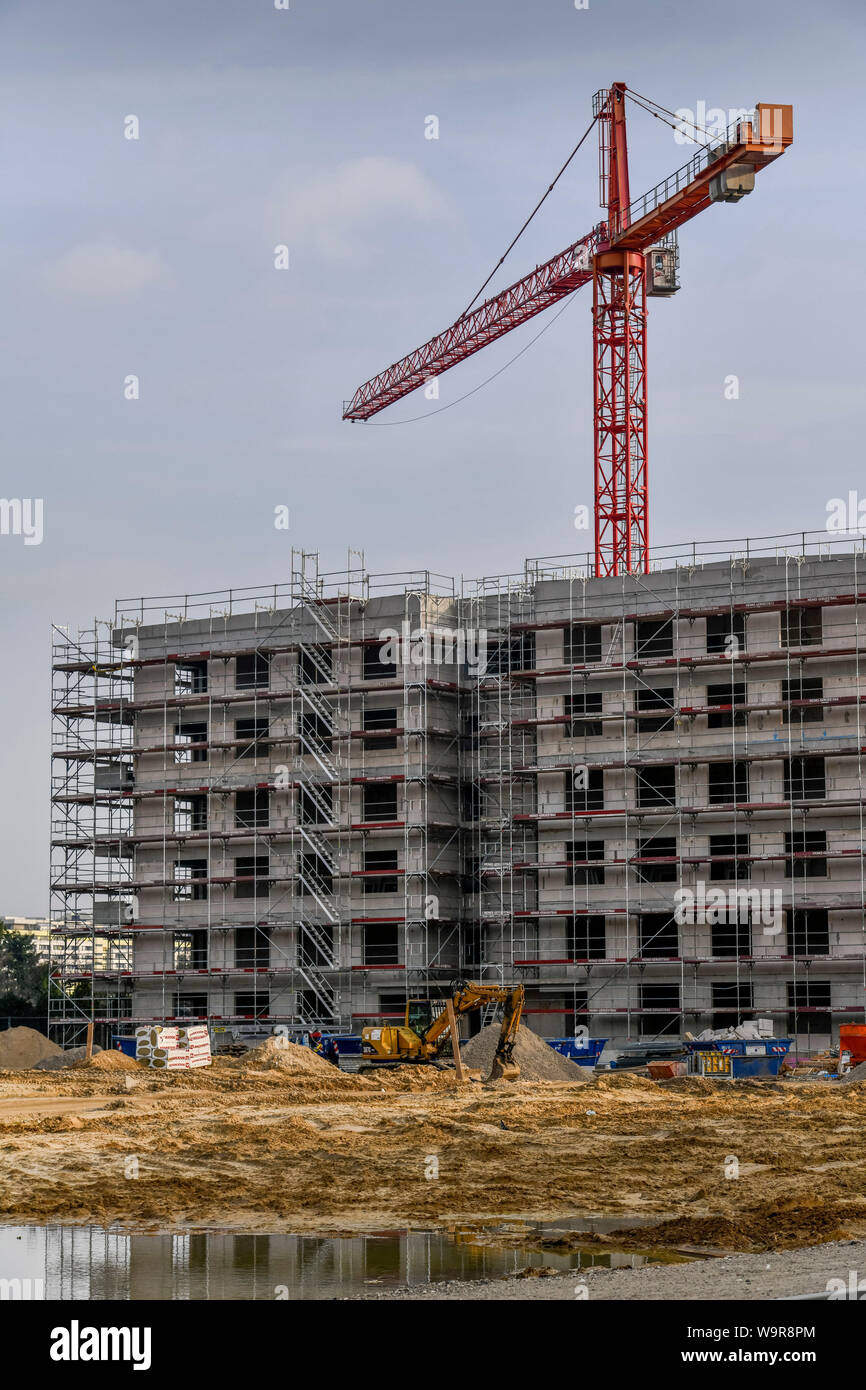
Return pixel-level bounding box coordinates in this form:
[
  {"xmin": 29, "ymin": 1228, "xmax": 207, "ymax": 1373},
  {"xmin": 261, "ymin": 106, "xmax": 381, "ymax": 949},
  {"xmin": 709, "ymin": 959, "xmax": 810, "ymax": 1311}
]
[
  {"xmin": 547, "ymin": 1038, "xmax": 607, "ymax": 1067},
  {"xmin": 687, "ymin": 1038, "xmax": 791, "ymax": 1079}
]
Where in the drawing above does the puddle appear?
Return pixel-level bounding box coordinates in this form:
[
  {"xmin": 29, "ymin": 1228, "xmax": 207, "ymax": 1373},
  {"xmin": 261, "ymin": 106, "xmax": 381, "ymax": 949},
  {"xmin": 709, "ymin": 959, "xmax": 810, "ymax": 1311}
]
[
  {"xmin": 460, "ymin": 1213, "xmax": 691, "ymax": 1266},
  {"xmin": 0, "ymin": 1221, "xmax": 685, "ymax": 1300}
]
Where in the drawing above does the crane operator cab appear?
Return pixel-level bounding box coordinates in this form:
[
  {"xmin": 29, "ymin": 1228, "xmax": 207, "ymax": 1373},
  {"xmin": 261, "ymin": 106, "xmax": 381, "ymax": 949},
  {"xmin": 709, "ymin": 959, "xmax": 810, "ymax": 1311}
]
[{"xmin": 647, "ymin": 245, "xmax": 679, "ymax": 295}]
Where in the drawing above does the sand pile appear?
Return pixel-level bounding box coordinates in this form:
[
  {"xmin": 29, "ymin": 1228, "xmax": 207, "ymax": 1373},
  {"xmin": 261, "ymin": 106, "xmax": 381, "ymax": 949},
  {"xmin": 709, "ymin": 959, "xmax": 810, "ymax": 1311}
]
[
  {"xmin": 841, "ymin": 1059, "xmax": 866, "ymax": 1085},
  {"xmin": 461, "ymin": 1024, "xmax": 588, "ymax": 1083},
  {"xmin": 656, "ymin": 1075, "xmax": 716, "ymax": 1095},
  {"xmin": 83, "ymin": 1050, "xmax": 140, "ymax": 1072},
  {"xmin": 604, "ymin": 1200, "xmax": 860, "ymax": 1253},
  {"xmin": 0, "ymin": 1027, "xmax": 62, "ymax": 1071},
  {"xmin": 230, "ymin": 1037, "xmax": 376, "ymax": 1092},
  {"xmin": 237, "ymin": 1037, "xmax": 338, "ymax": 1075}
]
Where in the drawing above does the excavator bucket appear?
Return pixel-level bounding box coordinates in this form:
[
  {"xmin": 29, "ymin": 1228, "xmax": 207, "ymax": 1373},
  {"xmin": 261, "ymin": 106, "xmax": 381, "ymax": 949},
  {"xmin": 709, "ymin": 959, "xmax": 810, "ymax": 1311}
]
[{"xmin": 488, "ymin": 1054, "xmax": 520, "ymax": 1082}]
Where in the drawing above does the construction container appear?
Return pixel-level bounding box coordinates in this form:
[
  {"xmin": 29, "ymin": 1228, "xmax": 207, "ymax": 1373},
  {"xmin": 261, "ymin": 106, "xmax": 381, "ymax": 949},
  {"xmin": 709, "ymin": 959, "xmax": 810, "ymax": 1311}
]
[
  {"xmin": 687, "ymin": 1038, "xmax": 791, "ymax": 1079},
  {"xmin": 839, "ymin": 1025, "xmax": 866, "ymax": 1068},
  {"xmin": 647, "ymin": 1060, "xmax": 688, "ymax": 1079},
  {"xmin": 547, "ymin": 1038, "xmax": 607, "ymax": 1067}
]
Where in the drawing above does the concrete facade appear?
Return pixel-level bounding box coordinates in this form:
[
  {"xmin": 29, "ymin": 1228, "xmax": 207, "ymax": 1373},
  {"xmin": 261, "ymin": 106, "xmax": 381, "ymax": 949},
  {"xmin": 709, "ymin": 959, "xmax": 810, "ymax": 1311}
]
[{"xmin": 50, "ymin": 546, "xmax": 866, "ymax": 1051}]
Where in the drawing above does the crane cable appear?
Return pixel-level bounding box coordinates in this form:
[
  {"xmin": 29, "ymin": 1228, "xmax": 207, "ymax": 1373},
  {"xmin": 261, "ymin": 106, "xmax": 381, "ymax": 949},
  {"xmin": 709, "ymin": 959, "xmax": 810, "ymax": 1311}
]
[
  {"xmin": 365, "ymin": 113, "xmax": 600, "ymax": 426},
  {"xmin": 460, "ymin": 111, "xmax": 599, "ymax": 317},
  {"xmin": 624, "ymin": 87, "xmax": 717, "ymax": 147},
  {"xmin": 363, "ymin": 288, "xmax": 581, "ymax": 426}
]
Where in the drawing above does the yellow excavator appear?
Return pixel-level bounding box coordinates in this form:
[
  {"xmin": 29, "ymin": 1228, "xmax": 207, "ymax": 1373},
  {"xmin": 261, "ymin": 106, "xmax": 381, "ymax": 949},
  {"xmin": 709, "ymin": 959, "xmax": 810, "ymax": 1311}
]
[{"xmin": 360, "ymin": 981, "xmax": 524, "ymax": 1080}]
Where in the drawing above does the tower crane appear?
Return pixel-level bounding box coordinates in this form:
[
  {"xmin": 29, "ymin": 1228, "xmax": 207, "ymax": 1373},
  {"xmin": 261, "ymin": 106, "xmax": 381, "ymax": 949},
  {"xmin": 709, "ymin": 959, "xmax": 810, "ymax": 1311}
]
[{"xmin": 342, "ymin": 84, "xmax": 793, "ymax": 576}]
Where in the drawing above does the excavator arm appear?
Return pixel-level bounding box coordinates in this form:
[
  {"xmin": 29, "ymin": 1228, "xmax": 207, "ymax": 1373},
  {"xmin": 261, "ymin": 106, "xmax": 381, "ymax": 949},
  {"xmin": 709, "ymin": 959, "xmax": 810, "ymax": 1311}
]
[
  {"xmin": 360, "ymin": 980, "xmax": 525, "ymax": 1076},
  {"xmin": 420, "ymin": 981, "xmax": 525, "ymax": 1079},
  {"xmin": 490, "ymin": 985, "xmax": 524, "ymax": 1081}
]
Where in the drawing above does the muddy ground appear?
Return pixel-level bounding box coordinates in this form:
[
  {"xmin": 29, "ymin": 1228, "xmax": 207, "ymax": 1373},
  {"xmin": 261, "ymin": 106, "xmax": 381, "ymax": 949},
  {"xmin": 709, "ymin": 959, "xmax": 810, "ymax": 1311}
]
[
  {"xmin": 1, "ymin": 1060, "xmax": 865, "ymax": 1255},
  {"xmin": 356, "ymin": 1239, "xmax": 866, "ymax": 1300}
]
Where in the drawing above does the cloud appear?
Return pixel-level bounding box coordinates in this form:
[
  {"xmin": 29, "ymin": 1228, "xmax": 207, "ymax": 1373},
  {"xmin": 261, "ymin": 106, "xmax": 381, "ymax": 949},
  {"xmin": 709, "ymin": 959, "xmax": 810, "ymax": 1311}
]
[
  {"xmin": 276, "ymin": 156, "xmax": 452, "ymax": 263},
  {"xmin": 43, "ymin": 243, "xmax": 169, "ymax": 299}
]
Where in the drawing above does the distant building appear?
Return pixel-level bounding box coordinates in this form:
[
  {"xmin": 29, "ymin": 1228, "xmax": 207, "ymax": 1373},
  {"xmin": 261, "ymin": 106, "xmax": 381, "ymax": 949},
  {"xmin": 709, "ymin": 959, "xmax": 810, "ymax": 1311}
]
[
  {"xmin": 2, "ymin": 916, "xmax": 112, "ymax": 971},
  {"xmin": 1, "ymin": 917, "xmax": 54, "ymax": 962}
]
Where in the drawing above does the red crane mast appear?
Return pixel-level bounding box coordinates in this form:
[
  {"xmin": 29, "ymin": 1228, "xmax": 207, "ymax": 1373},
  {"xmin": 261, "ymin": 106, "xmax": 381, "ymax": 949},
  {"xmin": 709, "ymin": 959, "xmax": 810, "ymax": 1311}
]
[{"xmin": 343, "ymin": 85, "xmax": 793, "ymax": 576}]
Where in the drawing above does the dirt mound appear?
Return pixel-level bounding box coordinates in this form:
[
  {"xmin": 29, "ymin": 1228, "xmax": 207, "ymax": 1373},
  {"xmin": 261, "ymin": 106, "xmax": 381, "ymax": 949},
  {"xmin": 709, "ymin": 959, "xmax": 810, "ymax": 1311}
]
[
  {"xmin": 655, "ymin": 1075, "xmax": 717, "ymax": 1095},
  {"xmin": 373, "ymin": 1065, "xmax": 460, "ymax": 1092},
  {"xmin": 237, "ymin": 1037, "xmax": 343, "ymax": 1076},
  {"xmin": 607, "ymin": 1200, "xmax": 860, "ymax": 1253},
  {"xmin": 461, "ymin": 1024, "xmax": 588, "ymax": 1083},
  {"xmin": 591, "ymin": 1072, "xmax": 659, "ymax": 1092},
  {"xmin": 83, "ymin": 1050, "xmax": 140, "ymax": 1071},
  {"xmin": 0, "ymin": 1027, "xmax": 62, "ymax": 1071},
  {"xmin": 227, "ymin": 1038, "xmax": 377, "ymax": 1095},
  {"xmin": 2, "ymin": 1045, "xmax": 866, "ymax": 1245},
  {"xmin": 841, "ymin": 1059, "xmax": 866, "ymax": 1084}
]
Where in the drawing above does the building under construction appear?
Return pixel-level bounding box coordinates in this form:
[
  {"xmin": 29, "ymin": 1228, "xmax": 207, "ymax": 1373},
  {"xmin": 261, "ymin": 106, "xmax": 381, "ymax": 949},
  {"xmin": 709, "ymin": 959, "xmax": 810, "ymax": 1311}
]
[{"xmin": 50, "ymin": 534, "xmax": 866, "ymax": 1052}]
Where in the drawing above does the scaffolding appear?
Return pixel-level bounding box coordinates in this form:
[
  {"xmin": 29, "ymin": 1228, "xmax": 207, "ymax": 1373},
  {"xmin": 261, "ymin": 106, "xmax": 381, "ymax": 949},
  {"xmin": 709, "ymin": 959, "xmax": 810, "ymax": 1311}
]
[
  {"xmin": 463, "ymin": 536, "xmax": 866, "ymax": 1045},
  {"xmin": 50, "ymin": 529, "xmax": 866, "ymax": 1049},
  {"xmin": 50, "ymin": 551, "xmax": 464, "ymax": 1044}
]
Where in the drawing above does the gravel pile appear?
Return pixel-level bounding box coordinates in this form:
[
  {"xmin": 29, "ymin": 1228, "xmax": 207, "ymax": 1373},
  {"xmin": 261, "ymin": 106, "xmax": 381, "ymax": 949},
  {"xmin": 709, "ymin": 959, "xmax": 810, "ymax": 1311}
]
[
  {"xmin": 33, "ymin": 1044, "xmax": 103, "ymax": 1071},
  {"xmin": 461, "ymin": 1023, "xmax": 588, "ymax": 1083},
  {"xmin": 0, "ymin": 1026, "xmax": 63, "ymax": 1070}
]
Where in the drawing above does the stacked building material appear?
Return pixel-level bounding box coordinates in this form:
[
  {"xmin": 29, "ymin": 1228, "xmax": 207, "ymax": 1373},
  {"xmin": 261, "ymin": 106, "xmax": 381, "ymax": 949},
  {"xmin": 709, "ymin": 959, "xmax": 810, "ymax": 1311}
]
[
  {"xmin": 135, "ymin": 1024, "xmax": 211, "ymax": 1069},
  {"xmin": 178, "ymin": 1025, "xmax": 212, "ymax": 1068}
]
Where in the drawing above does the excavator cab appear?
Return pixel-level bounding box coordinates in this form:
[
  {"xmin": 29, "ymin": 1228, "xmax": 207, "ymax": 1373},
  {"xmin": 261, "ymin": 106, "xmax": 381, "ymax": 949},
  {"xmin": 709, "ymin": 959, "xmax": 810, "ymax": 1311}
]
[
  {"xmin": 359, "ymin": 998, "xmax": 444, "ymax": 1065},
  {"xmin": 406, "ymin": 999, "xmax": 438, "ymax": 1036}
]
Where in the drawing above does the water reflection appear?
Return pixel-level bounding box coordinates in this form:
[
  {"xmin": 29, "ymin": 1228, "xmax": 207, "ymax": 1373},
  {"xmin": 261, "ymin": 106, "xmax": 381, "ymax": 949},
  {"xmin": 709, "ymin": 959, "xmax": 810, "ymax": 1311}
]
[{"xmin": 0, "ymin": 1224, "xmax": 661, "ymax": 1301}]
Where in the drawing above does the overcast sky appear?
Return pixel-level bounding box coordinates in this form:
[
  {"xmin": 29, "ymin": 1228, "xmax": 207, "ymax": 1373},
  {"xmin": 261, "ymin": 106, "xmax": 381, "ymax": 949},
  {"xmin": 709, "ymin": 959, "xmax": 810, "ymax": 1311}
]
[{"xmin": 1, "ymin": 0, "xmax": 863, "ymax": 913}]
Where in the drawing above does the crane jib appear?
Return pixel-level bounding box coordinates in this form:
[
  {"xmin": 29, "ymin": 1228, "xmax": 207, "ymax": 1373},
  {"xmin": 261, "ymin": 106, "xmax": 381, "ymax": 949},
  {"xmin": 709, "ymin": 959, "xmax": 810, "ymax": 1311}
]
[{"xmin": 342, "ymin": 233, "xmax": 598, "ymax": 421}]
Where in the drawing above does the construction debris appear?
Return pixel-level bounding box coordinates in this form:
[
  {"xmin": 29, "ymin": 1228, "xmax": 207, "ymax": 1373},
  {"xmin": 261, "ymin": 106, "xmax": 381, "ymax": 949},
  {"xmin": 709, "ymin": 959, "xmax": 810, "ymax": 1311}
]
[{"xmin": 691, "ymin": 1019, "xmax": 775, "ymax": 1043}]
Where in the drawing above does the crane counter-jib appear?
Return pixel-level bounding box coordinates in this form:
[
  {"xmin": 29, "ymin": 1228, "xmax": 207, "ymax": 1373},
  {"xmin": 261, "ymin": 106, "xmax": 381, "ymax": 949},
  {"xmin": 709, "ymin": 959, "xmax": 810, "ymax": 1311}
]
[{"xmin": 614, "ymin": 102, "xmax": 794, "ymax": 251}]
